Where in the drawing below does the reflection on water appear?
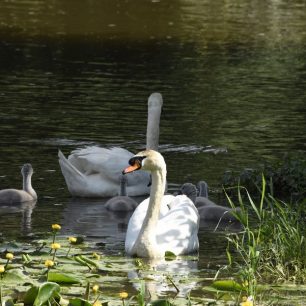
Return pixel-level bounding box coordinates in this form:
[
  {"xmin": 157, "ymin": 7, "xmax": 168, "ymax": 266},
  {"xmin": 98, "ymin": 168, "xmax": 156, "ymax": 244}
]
[
  {"xmin": 61, "ymin": 197, "xmax": 136, "ymax": 254},
  {"xmin": 0, "ymin": 1, "xmax": 306, "ymax": 301},
  {"xmin": 128, "ymin": 257, "xmax": 198, "ymax": 299},
  {"xmin": 0, "ymin": 200, "xmax": 36, "ymax": 236}
]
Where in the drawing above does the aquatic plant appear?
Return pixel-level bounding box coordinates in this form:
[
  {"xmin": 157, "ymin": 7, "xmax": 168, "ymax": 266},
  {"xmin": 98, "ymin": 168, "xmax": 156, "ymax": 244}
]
[
  {"xmin": 222, "ymin": 154, "xmax": 306, "ymax": 202},
  {"xmin": 221, "ymin": 175, "xmax": 306, "ymax": 304},
  {"xmin": 0, "ymin": 225, "xmax": 195, "ymax": 306}
]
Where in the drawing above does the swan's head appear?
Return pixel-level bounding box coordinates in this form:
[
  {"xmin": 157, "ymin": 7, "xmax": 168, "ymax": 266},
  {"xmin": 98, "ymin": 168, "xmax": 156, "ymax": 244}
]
[
  {"xmin": 148, "ymin": 93, "xmax": 163, "ymax": 108},
  {"xmin": 123, "ymin": 150, "xmax": 166, "ymax": 174},
  {"xmin": 21, "ymin": 163, "xmax": 34, "ymax": 177}
]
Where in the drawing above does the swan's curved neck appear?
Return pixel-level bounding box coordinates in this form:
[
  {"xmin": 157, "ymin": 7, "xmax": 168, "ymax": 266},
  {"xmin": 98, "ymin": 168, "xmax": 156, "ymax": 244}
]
[
  {"xmin": 146, "ymin": 104, "xmax": 162, "ymax": 151},
  {"xmin": 23, "ymin": 174, "xmax": 37, "ymax": 199},
  {"xmin": 132, "ymin": 166, "xmax": 166, "ymax": 258}
]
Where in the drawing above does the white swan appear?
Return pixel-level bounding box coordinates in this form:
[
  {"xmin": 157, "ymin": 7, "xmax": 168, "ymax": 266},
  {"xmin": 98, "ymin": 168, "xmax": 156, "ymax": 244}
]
[
  {"xmin": 58, "ymin": 93, "xmax": 163, "ymax": 197},
  {"xmin": 0, "ymin": 164, "xmax": 37, "ymax": 204},
  {"xmin": 123, "ymin": 150, "xmax": 199, "ymax": 258},
  {"xmin": 105, "ymin": 174, "xmax": 138, "ymax": 211}
]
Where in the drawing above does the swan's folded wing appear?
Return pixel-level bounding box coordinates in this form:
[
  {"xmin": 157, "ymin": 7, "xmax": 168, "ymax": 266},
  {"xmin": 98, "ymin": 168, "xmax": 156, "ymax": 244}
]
[
  {"xmin": 68, "ymin": 146, "xmax": 134, "ymax": 178},
  {"xmin": 157, "ymin": 195, "xmax": 199, "ymax": 254}
]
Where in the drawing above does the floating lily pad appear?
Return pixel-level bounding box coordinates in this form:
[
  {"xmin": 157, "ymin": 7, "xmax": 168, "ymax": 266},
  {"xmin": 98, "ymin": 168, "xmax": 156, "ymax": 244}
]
[
  {"xmin": 47, "ymin": 272, "xmax": 81, "ymax": 284},
  {"xmin": 211, "ymin": 279, "xmax": 244, "ymax": 292}
]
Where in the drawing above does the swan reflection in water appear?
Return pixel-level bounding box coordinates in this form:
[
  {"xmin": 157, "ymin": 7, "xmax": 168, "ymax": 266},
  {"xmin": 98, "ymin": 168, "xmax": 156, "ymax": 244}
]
[
  {"xmin": 0, "ymin": 200, "xmax": 37, "ymax": 235},
  {"xmin": 61, "ymin": 197, "xmax": 146, "ymax": 254},
  {"xmin": 128, "ymin": 257, "xmax": 198, "ymax": 301}
]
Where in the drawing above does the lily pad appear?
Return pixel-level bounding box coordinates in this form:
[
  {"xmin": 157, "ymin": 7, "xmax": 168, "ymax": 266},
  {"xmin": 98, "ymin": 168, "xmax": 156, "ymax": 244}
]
[
  {"xmin": 47, "ymin": 272, "xmax": 81, "ymax": 284},
  {"xmin": 33, "ymin": 282, "xmax": 60, "ymax": 306},
  {"xmin": 211, "ymin": 279, "xmax": 244, "ymax": 292}
]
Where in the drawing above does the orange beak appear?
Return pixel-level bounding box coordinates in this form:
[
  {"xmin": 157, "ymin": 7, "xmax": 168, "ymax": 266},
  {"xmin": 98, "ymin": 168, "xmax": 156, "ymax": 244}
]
[{"xmin": 122, "ymin": 162, "xmax": 141, "ymax": 174}]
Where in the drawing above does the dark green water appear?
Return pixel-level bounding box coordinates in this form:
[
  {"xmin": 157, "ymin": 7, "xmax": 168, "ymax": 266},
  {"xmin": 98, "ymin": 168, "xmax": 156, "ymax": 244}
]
[{"xmin": 0, "ymin": 0, "xmax": 305, "ymax": 302}]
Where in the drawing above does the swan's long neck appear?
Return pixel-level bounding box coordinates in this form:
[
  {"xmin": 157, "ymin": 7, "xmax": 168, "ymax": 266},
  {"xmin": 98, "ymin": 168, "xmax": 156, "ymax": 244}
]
[
  {"xmin": 146, "ymin": 104, "xmax": 162, "ymax": 151},
  {"xmin": 23, "ymin": 174, "xmax": 37, "ymax": 200},
  {"xmin": 132, "ymin": 166, "xmax": 166, "ymax": 258}
]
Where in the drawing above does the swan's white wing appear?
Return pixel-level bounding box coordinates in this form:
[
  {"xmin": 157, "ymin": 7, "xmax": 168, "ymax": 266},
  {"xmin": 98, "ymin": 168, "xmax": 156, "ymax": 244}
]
[
  {"xmin": 125, "ymin": 194, "xmax": 175, "ymax": 254},
  {"xmin": 59, "ymin": 147, "xmax": 151, "ymax": 197},
  {"xmin": 156, "ymin": 195, "xmax": 199, "ymax": 255},
  {"xmin": 69, "ymin": 147, "xmax": 133, "ymax": 179}
]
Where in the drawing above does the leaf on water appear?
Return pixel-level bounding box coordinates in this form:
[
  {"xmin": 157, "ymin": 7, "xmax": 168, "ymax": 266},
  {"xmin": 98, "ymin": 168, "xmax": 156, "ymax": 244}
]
[
  {"xmin": 211, "ymin": 280, "xmax": 244, "ymax": 292},
  {"xmin": 1, "ymin": 269, "xmax": 30, "ymax": 284},
  {"xmin": 47, "ymin": 272, "xmax": 81, "ymax": 284},
  {"xmin": 24, "ymin": 286, "xmax": 39, "ymax": 305},
  {"xmin": 68, "ymin": 298, "xmax": 93, "ymax": 306},
  {"xmin": 33, "ymin": 282, "xmax": 61, "ymax": 306},
  {"xmin": 164, "ymin": 251, "xmax": 176, "ymax": 260}
]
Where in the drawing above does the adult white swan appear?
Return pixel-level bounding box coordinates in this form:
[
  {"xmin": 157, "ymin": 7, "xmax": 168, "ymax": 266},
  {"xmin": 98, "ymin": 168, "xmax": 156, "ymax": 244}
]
[
  {"xmin": 0, "ymin": 164, "xmax": 37, "ymax": 204},
  {"xmin": 58, "ymin": 93, "xmax": 163, "ymax": 197},
  {"xmin": 123, "ymin": 150, "xmax": 199, "ymax": 258}
]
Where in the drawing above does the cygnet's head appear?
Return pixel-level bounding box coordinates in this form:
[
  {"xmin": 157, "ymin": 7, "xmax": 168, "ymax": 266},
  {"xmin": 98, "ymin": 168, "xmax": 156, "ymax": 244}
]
[
  {"xmin": 179, "ymin": 183, "xmax": 197, "ymax": 203},
  {"xmin": 21, "ymin": 163, "xmax": 34, "ymax": 177}
]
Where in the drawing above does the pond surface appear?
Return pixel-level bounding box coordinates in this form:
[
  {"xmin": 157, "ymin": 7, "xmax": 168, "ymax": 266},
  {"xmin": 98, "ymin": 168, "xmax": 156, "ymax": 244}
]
[{"xmin": 0, "ymin": 0, "xmax": 306, "ymax": 303}]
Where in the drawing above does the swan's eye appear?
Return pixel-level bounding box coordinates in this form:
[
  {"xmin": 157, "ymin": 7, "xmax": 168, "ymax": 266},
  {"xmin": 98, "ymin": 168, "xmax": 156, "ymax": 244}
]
[
  {"xmin": 123, "ymin": 156, "xmax": 147, "ymax": 174},
  {"xmin": 129, "ymin": 156, "xmax": 146, "ymax": 167}
]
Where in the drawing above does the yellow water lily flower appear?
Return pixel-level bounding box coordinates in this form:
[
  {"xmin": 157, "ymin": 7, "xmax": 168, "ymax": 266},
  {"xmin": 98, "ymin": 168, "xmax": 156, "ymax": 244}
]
[
  {"xmin": 52, "ymin": 224, "xmax": 61, "ymax": 231},
  {"xmin": 92, "ymin": 284, "xmax": 99, "ymax": 293},
  {"xmin": 0, "ymin": 265, "xmax": 5, "ymax": 273},
  {"xmin": 92, "ymin": 301, "xmax": 102, "ymax": 306},
  {"xmin": 44, "ymin": 259, "xmax": 55, "ymax": 268},
  {"xmin": 68, "ymin": 237, "xmax": 77, "ymax": 243},
  {"xmin": 240, "ymin": 296, "xmax": 253, "ymax": 306},
  {"xmin": 51, "ymin": 243, "xmax": 61, "ymax": 250},
  {"xmin": 119, "ymin": 291, "xmax": 128, "ymax": 299},
  {"xmin": 92, "ymin": 252, "xmax": 101, "ymax": 260},
  {"xmin": 5, "ymin": 252, "xmax": 14, "ymax": 260}
]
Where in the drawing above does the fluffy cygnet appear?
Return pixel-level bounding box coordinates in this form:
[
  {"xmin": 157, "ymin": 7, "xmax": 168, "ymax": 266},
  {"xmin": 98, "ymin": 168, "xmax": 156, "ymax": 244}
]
[
  {"xmin": 105, "ymin": 174, "xmax": 138, "ymax": 211},
  {"xmin": 0, "ymin": 164, "xmax": 37, "ymax": 204}
]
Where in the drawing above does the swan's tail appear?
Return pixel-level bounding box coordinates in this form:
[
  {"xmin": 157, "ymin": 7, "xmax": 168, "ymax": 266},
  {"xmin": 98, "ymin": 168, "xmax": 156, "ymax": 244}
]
[{"xmin": 58, "ymin": 150, "xmax": 86, "ymax": 196}]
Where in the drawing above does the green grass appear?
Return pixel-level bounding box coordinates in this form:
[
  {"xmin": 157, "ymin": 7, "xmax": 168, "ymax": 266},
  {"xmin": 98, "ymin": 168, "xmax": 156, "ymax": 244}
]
[{"xmin": 222, "ymin": 175, "xmax": 306, "ymax": 304}]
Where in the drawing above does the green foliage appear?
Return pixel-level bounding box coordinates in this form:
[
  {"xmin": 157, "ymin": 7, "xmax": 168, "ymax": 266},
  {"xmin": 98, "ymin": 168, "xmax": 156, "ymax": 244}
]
[
  {"xmin": 222, "ymin": 175, "xmax": 306, "ymax": 304},
  {"xmin": 47, "ymin": 272, "xmax": 81, "ymax": 284},
  {"xmin": 222, "ymin": 154, "xmax": 306, "ymax": 202},
  {"xmin": 69, "ymin": 298, "xmax": 94, "ymax": 306},
  {"xmin": 33, "ymin": 282, "xmax": 60, "ymax": 306},
  {"xmin": 211, "ymin": 280, "xmax": 244, "ymax": 292}
]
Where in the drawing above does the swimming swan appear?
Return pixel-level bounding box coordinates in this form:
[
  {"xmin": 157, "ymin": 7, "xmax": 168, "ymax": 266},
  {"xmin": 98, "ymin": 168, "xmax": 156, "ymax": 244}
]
[
  {"xmin": 58, "ymin": 93, "xmax": 163, "ymax": 197},
  {"xmin": 0, "ymin": 164, "xmax": 37, "ymax": 204},
  {"xmin": 105, "ymin": 174, "xmax": 138, "ymax": 211},
  {"xmin": 180, "ymin": 182, "xmax": 241, "ymax": 224},
  {"xmin": 123, "ymin": 150, "xmax": 199, "ymax": 258}
]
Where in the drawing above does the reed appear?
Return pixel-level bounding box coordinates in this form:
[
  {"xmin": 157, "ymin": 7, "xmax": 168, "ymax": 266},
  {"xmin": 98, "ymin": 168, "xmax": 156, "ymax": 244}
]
[{"xmin": 224, "ymin": 175, "xmax": 306, "ymax": 302}]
